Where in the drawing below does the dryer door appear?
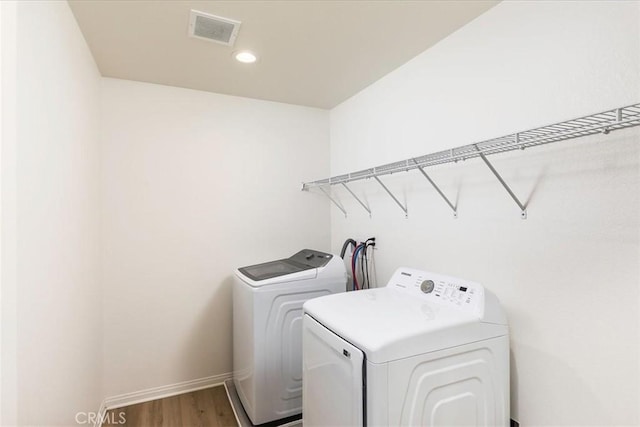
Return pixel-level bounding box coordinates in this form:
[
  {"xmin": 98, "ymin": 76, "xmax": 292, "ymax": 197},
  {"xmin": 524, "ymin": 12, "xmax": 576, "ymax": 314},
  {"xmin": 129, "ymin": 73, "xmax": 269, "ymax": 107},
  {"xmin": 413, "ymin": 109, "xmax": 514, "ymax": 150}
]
[{"xmin": 303, "ymin": 314, "xmax": 364, "ymax": 427}]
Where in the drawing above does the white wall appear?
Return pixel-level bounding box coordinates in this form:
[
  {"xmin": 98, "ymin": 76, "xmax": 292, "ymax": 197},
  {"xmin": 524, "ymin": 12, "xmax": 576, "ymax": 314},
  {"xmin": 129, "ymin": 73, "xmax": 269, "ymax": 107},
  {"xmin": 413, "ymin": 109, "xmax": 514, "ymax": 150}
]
[
  {"xmin": 1, "ymin": 1, "xmax": 18, "ymax": 424},
  {"xmin": 100, "ymin": 78, "xmax": 330, "ymax": 397},
  {"xmin": 1, "ymin": 1, "xmax": 103, "ymax": 425},
  {"xmin": 330, "ymin": 1, "xmax": 639, "ymax": 425}
]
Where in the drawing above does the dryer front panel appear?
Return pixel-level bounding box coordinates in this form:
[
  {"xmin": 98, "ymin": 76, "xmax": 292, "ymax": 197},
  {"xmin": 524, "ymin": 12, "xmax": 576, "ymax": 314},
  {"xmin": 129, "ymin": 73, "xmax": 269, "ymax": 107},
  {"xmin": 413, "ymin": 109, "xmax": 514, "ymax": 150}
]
[
  {"xmin": 303, "ymin": 314, "xmax": 364, "ymax": 427},
  {"xmin": 385, "ymin": 335, "xmax": 509, "ymax": 427}
]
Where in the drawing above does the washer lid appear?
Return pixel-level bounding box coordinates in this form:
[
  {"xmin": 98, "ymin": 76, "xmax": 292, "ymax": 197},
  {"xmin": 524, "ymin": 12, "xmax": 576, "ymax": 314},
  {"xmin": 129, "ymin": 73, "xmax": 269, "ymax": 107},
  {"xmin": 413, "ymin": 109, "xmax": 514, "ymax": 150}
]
[
  {"xmin": 303, "ymin": 286, "xmax": 508, "ymax": 364},
  {"xmin": 238, "ymin": 259, "xmax": 309, "ymax": 282},
  {"xmin": 236, "ymin": 249, "xmax": 335, "ymax": 287}
]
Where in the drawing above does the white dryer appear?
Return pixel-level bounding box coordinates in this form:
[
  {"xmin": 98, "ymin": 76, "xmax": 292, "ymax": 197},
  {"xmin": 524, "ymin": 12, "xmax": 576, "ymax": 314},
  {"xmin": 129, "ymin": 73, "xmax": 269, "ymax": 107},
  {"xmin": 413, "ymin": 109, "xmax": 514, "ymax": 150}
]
[
  {"xmin": 302, "ymin": 267, "xmax": 509, "ymax": 427},
  {"xmin": 233, "ymin": 249, "xmax": 346, "ymax": 425}
]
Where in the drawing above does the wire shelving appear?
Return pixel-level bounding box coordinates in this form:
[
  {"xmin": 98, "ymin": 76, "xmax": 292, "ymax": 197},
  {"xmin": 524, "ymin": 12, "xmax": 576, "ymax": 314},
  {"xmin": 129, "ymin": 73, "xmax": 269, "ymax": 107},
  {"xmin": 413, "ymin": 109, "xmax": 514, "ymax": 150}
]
[{"xmin": 301, "ymin": 103, "xmax": 640, "ymax": 219}]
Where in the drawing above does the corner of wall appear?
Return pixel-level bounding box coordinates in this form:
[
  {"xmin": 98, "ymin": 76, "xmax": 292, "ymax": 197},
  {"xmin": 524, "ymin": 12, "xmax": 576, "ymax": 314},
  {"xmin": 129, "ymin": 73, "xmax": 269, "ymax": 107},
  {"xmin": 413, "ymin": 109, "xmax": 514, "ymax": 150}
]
[{"xmin": 0, "ymin": 1, "xmax": 19, "ymax": 425}]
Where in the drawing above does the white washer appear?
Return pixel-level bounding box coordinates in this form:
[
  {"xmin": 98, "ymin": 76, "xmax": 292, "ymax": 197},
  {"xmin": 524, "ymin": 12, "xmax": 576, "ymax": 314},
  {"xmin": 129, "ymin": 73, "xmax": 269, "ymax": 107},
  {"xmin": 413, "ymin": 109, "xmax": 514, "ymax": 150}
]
[
  {"xmin": 302, "ymin": 267, "xmax": 509, "ymax": 427},
  {"xmin": 233, "ymin": 249, "xmax": 346, "ymax": 425}
]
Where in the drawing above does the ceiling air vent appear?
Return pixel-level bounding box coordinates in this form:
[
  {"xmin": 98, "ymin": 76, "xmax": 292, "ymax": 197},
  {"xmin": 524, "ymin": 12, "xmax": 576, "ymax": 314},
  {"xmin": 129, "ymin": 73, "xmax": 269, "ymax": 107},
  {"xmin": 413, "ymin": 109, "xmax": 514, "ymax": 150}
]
[{"xmin": 188, "ymin": 10, "xmax": 241, "ymax": 46}]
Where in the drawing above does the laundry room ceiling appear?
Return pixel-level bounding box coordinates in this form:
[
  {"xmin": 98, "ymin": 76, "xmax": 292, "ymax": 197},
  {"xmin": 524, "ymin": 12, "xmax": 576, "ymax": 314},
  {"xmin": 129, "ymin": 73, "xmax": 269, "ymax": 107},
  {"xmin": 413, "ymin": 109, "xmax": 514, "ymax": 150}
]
[{"xmin": 68, "ymin": 1, "xmax": 499, "ymax": 109}]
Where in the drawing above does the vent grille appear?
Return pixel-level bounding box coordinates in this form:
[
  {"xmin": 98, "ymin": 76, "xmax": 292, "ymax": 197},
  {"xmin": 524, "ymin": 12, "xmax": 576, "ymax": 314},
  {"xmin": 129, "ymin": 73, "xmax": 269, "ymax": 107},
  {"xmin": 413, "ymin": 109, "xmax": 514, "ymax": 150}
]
[{"xmin": 189, "ymin": 10, "xmax": 241, "ymax": 46}]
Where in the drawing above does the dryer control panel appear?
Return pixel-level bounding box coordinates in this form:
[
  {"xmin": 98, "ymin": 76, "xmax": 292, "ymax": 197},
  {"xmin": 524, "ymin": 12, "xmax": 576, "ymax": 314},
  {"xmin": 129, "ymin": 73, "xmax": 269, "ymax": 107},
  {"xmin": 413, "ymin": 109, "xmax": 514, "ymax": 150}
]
[{"xmin": 388, "ymin": 267, "xmax": 483, "ymax": 315}]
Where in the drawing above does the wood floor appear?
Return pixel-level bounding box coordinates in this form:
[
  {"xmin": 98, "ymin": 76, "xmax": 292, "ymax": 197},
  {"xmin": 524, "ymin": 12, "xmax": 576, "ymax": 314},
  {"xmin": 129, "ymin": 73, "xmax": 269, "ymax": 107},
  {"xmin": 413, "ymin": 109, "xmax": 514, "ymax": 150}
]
[{"xmin": 103, "ymin": 386, "xmax": 238, "ymax": 427}]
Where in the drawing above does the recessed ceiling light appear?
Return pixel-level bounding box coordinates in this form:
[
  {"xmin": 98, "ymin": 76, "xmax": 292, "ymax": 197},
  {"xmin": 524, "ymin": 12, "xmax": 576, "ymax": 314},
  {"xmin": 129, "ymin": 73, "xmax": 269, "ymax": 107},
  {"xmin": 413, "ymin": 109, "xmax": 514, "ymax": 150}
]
[{"xmin": 234, "ymin": 51, "xmax": 257, "ymax": 64}]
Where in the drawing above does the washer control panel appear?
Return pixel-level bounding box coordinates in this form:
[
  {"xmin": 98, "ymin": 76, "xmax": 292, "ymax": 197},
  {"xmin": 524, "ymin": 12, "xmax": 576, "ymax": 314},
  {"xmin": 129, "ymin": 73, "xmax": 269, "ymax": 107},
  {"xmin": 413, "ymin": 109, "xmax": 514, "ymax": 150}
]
[{"xmin": 389, "ymin": 267, "xmax": 483, "ymax": 314}]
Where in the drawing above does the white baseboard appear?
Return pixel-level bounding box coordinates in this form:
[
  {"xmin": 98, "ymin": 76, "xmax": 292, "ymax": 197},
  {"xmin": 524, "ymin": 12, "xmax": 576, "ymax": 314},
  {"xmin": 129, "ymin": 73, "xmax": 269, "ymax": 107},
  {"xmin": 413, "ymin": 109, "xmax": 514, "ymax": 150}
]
[{"xmin": 101, "ymin": 372, "xmax": 233, "ymax": 413}]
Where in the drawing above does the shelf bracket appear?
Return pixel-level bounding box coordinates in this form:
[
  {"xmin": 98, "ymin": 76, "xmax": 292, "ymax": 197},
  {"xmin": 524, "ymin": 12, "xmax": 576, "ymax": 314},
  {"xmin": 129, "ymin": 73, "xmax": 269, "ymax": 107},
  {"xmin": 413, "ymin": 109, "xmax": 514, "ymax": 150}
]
[
  {"xmin": 341, "ymin": 183, "xmax": 371, "ymax": 217},
  {"xmin": 374, "ymin": 176, "xmax": 408, "ymax": 218},
  {"xmin": 477, "ymin": 150, "xmax": 527, "ymax": 219},
  {"xmin": 412, "ymin": 159, "xmax": 457, "ymax": 218},
  {"xmin": 319, "ymin": 186, "xmax": 347, "ymax": 217}
]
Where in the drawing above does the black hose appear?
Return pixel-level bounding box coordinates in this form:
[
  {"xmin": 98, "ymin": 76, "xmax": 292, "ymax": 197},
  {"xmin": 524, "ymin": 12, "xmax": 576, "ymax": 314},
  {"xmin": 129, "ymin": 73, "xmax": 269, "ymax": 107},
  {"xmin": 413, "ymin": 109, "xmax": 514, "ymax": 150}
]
[
  {"xmin": 364, "ymin": 238, "xmax": 375, "ymax": 288},
  {"xmin": 340, "ymin": 238, "xmax": 357, "ymax": 259}
]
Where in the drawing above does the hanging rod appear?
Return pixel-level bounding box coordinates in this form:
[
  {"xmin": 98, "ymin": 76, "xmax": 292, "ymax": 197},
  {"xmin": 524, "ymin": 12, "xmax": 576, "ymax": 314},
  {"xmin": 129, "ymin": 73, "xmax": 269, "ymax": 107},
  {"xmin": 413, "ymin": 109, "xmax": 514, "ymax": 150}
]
[{"xmin": 301, "ymin": 103, "xmax": 640, "ymax": 192}]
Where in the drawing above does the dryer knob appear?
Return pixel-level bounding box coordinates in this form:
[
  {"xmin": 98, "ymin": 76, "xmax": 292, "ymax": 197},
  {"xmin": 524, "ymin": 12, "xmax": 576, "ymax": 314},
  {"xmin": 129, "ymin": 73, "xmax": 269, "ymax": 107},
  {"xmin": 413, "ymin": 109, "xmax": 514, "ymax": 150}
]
[{"xmin": 420, "ymin": 280, "xmax": 435, "ymax": 294}]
